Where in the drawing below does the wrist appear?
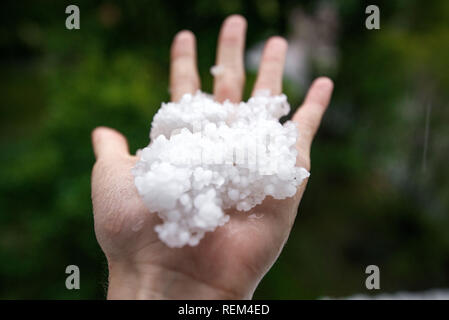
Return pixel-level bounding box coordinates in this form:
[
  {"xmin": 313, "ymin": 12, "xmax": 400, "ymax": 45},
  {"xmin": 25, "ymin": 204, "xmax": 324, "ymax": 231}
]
[
  {"xmin": 107, "ymin": 262, "xmax": 165, "ymax": 299},
  {"xmin": 107, "ymin": 261, "xmax": 245, "ymax": 300}
]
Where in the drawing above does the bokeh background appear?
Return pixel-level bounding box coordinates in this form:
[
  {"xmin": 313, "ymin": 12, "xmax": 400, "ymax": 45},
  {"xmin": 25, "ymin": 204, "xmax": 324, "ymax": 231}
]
[{"xmin": 1, "ymin": 0, "xmax": 448, "ymax": 299}]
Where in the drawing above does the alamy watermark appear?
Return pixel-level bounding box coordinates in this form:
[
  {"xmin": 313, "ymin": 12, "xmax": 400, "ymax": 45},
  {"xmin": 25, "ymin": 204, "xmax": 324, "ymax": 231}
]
[
  {"xmin": 65, "ymin": 265, "xmax": 80, "ymax": 290},
  {"xmin": 65, "ymin": 5, "xmax": 80, "ymax": 30},
  {"xmin": 365, "ymin": 5, "xmax": 380, "ymax": 30},
  {"xmin": 365, "ymin": 265, "xmax": 380, "ymax": 290}
]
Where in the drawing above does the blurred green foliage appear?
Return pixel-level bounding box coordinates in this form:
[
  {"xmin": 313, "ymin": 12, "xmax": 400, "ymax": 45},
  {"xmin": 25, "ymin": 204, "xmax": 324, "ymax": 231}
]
[{"xmin": 0, "ymin": 0, "xmax": 448, "ymax": 299}]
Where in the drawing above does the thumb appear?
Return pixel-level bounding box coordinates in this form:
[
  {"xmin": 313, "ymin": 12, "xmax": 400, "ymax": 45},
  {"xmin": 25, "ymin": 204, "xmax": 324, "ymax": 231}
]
[{"xmin": 91, "ymin": 126, "xmax": 130, "ymax": 160}]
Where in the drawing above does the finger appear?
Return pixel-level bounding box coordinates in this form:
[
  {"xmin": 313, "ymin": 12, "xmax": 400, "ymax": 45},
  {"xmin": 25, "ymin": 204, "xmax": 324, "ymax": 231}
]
[
  {"xmin": 213, "ymin": 15, "xmax": 247, "ymax": 102},
  {"xmin": 170, "ymin": 30, "xmax": 200, "ymax": 102},
  {"xmin": 92, "ymin": 126, "xmax": 130, "ymax": 160},
  {"xmin": 252, "ymin": 36, "xmax": 288, "ymax": 96},
  {"xmin": 292, "ymin": 77, "xmax": 334, "ymax": 164}
]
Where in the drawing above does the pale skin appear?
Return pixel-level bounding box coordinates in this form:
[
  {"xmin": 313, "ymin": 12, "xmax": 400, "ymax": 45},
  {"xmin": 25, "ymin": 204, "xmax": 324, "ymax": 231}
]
[{"xmin": 91, "ymin": 15, "xmax": 333, "ymax": 299}]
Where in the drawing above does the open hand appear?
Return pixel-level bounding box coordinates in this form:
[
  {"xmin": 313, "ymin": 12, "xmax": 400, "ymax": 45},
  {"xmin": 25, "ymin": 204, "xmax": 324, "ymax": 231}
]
[{"xmin": 91, "ymin": 15, "xmax": 333, "ymax": 299}]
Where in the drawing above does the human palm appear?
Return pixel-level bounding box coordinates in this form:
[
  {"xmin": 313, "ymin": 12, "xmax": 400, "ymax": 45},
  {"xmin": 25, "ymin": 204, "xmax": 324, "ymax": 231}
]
[{"xmin": 91, "ymin": 15, "xmax": 333, "ymax": 299}]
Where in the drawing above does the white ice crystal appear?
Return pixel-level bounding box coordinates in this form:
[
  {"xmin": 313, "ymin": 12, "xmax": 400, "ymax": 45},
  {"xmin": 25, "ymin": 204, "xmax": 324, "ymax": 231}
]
[
  {"xmin": 132, "ymin": 91, "xmax": 310, "ymax": 247},
  {"xmin": 210, "ymin": 65, "xmax": 224, "ymax": 76}
]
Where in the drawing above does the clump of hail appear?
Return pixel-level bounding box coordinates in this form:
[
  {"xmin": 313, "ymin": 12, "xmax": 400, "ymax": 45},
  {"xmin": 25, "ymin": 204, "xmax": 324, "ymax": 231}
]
[{"xmin": 132, "ymin": 90, "xmax": 309, "ymax": 247}]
